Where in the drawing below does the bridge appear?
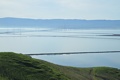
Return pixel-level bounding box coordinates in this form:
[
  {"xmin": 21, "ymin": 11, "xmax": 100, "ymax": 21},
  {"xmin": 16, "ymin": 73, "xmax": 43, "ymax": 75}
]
[{"xmin": 26, "ymin": 51, "xmax": 120, "ymax": 56}]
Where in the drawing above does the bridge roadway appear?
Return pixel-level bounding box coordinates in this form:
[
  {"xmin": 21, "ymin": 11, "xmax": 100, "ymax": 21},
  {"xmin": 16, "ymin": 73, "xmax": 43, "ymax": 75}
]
[{"xmin": 25, "ymin": 51, "xmax": 120, "ymax": 56}]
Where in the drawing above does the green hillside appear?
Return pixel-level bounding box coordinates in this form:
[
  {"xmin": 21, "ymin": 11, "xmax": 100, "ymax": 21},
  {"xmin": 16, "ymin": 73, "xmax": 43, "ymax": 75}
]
[{"xmin": 0, "ymin": 52, "xmax": 120, "ymax": 80}]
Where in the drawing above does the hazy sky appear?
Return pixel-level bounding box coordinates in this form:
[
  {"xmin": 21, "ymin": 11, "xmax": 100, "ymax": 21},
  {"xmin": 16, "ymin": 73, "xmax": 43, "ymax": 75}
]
[{"xmin": 0, "ymin": 0, "xmax": 120, "ymax": 19}]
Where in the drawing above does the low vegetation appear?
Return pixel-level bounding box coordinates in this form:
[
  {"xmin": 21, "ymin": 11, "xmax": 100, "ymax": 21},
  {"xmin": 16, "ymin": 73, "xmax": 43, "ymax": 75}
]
[{"xmin": 0, "ymin": 52, "xmax": 120, "ymax": 80}]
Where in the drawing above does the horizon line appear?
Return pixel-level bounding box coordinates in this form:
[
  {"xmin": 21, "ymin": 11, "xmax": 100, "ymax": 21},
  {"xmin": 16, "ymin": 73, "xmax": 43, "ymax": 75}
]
[{"xmin": 0, "ymin": 17, "xmax": 120, "ymax": 21}]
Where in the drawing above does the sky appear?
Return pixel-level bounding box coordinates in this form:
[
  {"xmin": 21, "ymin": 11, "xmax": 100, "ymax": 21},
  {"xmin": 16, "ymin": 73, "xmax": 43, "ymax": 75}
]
[{"xmin": 0, "ymin": 0, "xmax": 120, "ymax": 20}]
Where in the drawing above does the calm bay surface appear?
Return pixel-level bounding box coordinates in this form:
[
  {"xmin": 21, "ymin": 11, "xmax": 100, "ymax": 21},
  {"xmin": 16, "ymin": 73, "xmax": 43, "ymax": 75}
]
[{"xmin": 0, "ymin": 28, "xmax": 120, "ymax": 68}]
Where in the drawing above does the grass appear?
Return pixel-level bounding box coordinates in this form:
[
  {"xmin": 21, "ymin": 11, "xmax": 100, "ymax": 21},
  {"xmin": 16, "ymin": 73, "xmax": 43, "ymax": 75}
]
[{"xmin": 0, "ymin": 52, "xmax": 120, "ymax": 80}]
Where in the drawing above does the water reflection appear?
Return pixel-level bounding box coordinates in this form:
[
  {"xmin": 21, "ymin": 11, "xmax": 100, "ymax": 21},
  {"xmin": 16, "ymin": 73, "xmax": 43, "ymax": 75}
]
[
  {"xmin": 0, "ymin": 28, "xmax": 120, "ymax": 68},
  {"xmin": 32, "ymin": 53, "xmax": 120, "ymax": 69}
]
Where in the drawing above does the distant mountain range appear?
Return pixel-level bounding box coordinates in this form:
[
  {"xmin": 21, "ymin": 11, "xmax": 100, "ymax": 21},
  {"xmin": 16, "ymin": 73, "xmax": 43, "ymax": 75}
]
[{"xmin": 0, "ymin": 17, "xmax": 120, "ymax": 29}]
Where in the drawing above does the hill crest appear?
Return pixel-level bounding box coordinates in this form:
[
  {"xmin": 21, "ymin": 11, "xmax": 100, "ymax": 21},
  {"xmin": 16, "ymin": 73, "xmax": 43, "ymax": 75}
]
[{"xmin": 0, "ymin": 52, "xmax": 120, "ymax": 80}]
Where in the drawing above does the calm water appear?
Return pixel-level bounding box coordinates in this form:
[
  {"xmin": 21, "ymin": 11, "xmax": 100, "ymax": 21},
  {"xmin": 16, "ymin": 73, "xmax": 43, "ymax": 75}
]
[{"xmin": 0, "ymin": 28, "xmax": 120, "ymax": 68}]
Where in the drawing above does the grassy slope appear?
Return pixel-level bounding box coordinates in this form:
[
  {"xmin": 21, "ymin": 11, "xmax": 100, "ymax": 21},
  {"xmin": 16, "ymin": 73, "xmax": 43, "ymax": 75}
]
[{"xmin": 0, "ymin": 52, "xmax": 120, "ymax": 80}]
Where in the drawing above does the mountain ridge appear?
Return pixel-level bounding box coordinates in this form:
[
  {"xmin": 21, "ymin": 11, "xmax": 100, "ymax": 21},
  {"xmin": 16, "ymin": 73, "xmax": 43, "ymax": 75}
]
[{"xmin": 0, "ymin": 17, "xmax": 120, "ymax": 29}]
